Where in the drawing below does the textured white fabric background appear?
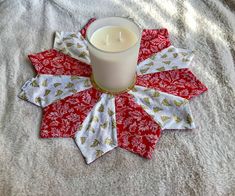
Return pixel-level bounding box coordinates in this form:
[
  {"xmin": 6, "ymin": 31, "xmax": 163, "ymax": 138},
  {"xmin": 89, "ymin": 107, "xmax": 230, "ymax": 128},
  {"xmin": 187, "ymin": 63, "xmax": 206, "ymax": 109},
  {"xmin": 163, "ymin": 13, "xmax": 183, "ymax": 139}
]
[{"xmin": 0, "ymin": 0, "xmax": 235, "ymax": 195}]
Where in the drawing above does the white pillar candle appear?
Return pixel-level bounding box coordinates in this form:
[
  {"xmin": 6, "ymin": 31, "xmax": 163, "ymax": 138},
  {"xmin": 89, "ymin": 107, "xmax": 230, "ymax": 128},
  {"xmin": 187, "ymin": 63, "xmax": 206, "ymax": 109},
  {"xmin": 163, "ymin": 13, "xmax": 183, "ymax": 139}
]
[{"xmin": 86, "ymin": 17, "xmax": 141, "ymax": 93}]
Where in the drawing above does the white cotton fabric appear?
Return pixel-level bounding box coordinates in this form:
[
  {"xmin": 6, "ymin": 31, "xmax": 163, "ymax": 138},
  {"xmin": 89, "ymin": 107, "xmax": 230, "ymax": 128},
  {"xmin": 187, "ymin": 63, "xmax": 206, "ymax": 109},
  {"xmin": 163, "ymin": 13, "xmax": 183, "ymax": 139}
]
[
  {"xmin": 137, "ymin": 46, "xmax": 194, "ymax": 75},
  {"xmin": 19, "ymin": 74, "xmax": 91, "ymax": 107},
  {"xmin": 75, "ymin": 93, "xmax": 117, "ymax": 164},
  {"xmin": 129, "ymin": 85, "xmax": 196, "ymax": 129},
  {"xmin": 54, "ymin": 31, "xmax": 90, "ymax": 64}
]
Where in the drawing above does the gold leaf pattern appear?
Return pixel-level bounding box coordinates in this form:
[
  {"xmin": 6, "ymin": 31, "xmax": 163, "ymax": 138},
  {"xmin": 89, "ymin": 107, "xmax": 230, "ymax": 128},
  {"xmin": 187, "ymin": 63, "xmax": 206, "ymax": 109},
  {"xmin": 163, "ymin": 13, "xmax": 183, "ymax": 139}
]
[
  {"xmin": 153, "ymin": 106, "xmax": 163, "ymax": 113},
  {"xmin": 104, "ymin": 138, "xmax": 113, "ymax": 145},
  {"xmin": 161, "ymin": 115, "xmax": 171, "ymax": 122},
  {"xmin": 19, "ymin": 92, "xmax": 28, "ymax": 101},
  {"xmin": 79, "ymin": 51, "xmax": 88, "ymax": 59},
  {"xmin": 156, "ymin": 67, "xmax": 165, "ymax": 72},
  {"xmin": 66, "ymin": 43, "xmax": 74, "ymax": 47},
  {"xmin": 42, "ymin": 80, "xmax": 48, "ymax": 87},
  {"xmin": 112, "ymin": 120, "xmax": 116, "ymax": 129},
  {"xmin": 80, "ymin": 137, "xmax": 86, "ymax": 144},
  {"xmin": 55, "ymin": 90, "xmax": 63, "ymax": 96},
  {"xmin": 174, "ymin": 100, "xmax": 185, "ymax": 107},
  {"xmin": 172, "ymin": 66, "xmax": 178, "ymax": 70},
  {"xmin": 150, "ymin": 54, "xmax": 156, "ymax": 60},
  {"xmin": 31, "ymin": 80, "xmax": 39, "ymax": 87},
  {"xmin": 63, "ymin": 37, "xmax": 72, "ymax": 41},
  {"xmin": 96, "ymin": 150, "xmax": 104, "ymax": 158},
  {"xmin": 140, "ymin": 67, "xmax": 150, "ymax": 74},
  {"xmin": 35, "ymin": 97, "xmax": 41, "ymax": 104},
  {"xmin": 77, "ymin": 43, "xmax": 83, "ymax": 48},
  {"xmin": 186, "ymin": 114, "xmax": 193, "ymax": 125},
  {"xmin": 163, "ymin": 61, "xmax": 171, "ymax": 65},
  {"xmin": 56, "ymin": 42, "xmax": 63, "ymax": 45},
  {"xmin": 168, "ymin": 48, "xmax": 174, "ymax": 52},
  {"xmin": 65, "ymin": 82, "xmax": 74, "ymax": 88},
  {"xmin": 69, "ymin": 89, "xmax": 77, "ymax": 93},
  {"xmin": 152, "ymin": 91, "xmax": 160, "ymax": 98},
  {"xmin": 161, "ymin": 54, "xmax": 167, "ymax": 58},
  {"xmin": 101, "ymin": 121, "xmax": 108, "ymax": 129},
  {"xmin": 173, "ymin": 53, "xmax": 178, "ymax": 58},
  {"xmin": 71, "ymin": 76, "xmax": 80, "ymax": 80},
  {"xmin": 162, "ymin": 98, "xmax": 171, "ymax": 106},
  {"xmin": 145, "ymin": 62, "xmax": 154, "ymax": 66},
  {"xmin": 90, "ymin": 139, "xmax": 100, "ymax": 147},
  {"xmin": 98, "ymin": 104, "xmax": 104, "ymax": 112},
  {"xmin": 174, "ymin": 115, "xmax": 182, "ymax": 123},
  {"xmin": 70, "ymin": 33, "xmax": 78, "ymax": 38},
  {"xmin": 181, "ymin": 52, "xmax": 188, "ymax": 56},
  {"xmin": 44, "ymin": 89, "xmax": 51, "ymax": 96},
  {"xmin": 144, "ymin": 97, "xmax": 151, "ymax": 105},
  {"xmin": 54, "ymin": 83, "xmax": 62, "ymax": 87},
  {"xmin": 108, "ymin": 108, "xmax": 114, "ymax": 116},
  {"xmin": 84, "ymin": 79, "xmax": 90, "ymax": 87},
  {"xmin": 93, "ymin": 116, "xmax": 99, "ymax": 122},
  {"xmin": 182, "ymin": 58, "xmax": 190, "ymax": 62}
]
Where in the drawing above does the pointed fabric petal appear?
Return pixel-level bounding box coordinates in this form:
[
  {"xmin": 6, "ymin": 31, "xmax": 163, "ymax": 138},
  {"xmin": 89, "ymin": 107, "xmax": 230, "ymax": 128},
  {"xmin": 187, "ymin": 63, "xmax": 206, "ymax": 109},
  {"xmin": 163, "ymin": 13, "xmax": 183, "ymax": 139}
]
[
  {"xmin": 28, "ymin": 49, "xmax": 92, "ymax": 76},
  {"xmin": 137, "ymin": 46, "xmax": 194, "ymax": 75},
  {"xmin": 75, "ymin": 93, "xmax": 117, "ymax": 164},
  {"xmin": 80, "ymin": 18, "xmax": 96, "ymax": 38},
  {"xmin": 128, "ymin": 85, "xmax": 195, "ymax": 129},
  {"xmin": 115, "ymin": 93, "xmax": 161, "ymax": 159},
  {"xmin": 54, "ymin": 31, "xmax": 90, "ymax": 64},
  {"xmin": 19, "ymin": 74, "xmax": 92, "ymax": 107},
  {"xmin": 138, "ymin": 29, "xmax": 171, "ymax": 63},
  {"xmin": 136, "ymin": 68, "xmax": 208, "ymax": 100},
  {"xmin": 40, "ymin": 88, "xmax": 102, "ymax": 138}
]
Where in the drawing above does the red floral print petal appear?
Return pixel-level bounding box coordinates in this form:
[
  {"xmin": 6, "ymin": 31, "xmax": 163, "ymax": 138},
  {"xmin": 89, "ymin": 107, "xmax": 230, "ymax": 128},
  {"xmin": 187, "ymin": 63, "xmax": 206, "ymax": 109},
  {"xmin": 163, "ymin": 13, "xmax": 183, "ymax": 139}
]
[
  {"xmin": 136, "ymin": 68, "xmax": 208, "ymax": 100},
  {"xmin": 115, "ymin": 93, "xmax": 161, "ymax": 159},
  {"xmin": 28, "ymin": 49, "xmax": 92, "ymax": 76},
  {"xmin": 40, "ymin": 88, "xmax": 102, "ymax": 138},
  {"xmin": 138, "ymin": 29, "xmax": 171, "ymax": 63}
]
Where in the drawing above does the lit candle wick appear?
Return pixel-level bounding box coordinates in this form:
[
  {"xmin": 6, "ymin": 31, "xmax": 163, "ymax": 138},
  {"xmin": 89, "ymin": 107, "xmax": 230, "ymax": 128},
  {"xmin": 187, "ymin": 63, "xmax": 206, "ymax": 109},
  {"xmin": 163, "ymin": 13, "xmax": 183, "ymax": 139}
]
[
  {"xmin": 119, "ymin": 31, "xmax": 123, "ymax": 42},
  {"xmin": 105, "ymin": 34, "xmax": 109, "ymax": 45}
]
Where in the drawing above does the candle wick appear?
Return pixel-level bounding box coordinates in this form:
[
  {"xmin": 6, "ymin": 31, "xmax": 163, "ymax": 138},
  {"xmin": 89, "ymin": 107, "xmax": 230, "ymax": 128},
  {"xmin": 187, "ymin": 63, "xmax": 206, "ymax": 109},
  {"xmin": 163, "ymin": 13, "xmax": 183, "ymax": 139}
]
[
  {"xmin": 105, "ymin": 34, "xmax": 109, "ymax": 45},
  {"xmin": 119, "ymin": 31, "xmax": 123, "ymax": 42}
]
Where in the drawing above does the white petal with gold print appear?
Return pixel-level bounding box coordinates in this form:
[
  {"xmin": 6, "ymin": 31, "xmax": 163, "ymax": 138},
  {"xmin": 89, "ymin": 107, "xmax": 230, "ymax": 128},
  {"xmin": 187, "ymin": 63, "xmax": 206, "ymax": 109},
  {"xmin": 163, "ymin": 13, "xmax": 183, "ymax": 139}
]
[
  {"xmin": 128, "ymin": 85, "xmax": 195, "ymax": 129},
  {"xmin": 75, "ymin": 93, "xmax": 117, "ymax": 164},
  {"xmin": 54, "ymin": 31, "xmax": 90, "ymax": 64},
  {"xmin": 19, "ymin": 74, "xmax": 92, "ymax": 107},
  {"xmin": 137, "ymin": 46, "xmax": 194, "ymax": 75}
]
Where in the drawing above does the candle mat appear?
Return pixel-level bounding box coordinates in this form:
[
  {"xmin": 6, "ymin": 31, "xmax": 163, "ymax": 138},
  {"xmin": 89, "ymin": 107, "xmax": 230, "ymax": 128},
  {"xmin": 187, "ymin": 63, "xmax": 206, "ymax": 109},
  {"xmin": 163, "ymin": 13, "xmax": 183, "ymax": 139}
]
[{"xmin": 19, "ymin": 18, "xmax": 207, "ymax": 164}]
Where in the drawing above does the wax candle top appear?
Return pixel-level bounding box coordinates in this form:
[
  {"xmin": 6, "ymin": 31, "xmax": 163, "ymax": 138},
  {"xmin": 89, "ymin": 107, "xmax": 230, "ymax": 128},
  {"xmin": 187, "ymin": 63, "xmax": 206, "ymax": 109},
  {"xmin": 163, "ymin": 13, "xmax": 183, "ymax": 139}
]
[{"xmin": 90, "ymin": 26, "xmax": 138, "ymax": 52}]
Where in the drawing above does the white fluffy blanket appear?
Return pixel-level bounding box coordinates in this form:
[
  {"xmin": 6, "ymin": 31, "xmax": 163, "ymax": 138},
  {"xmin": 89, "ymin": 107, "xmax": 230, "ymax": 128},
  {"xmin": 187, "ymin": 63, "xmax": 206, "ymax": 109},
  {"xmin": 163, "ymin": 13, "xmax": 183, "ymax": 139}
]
[{"xmin": 0, "ymin": 0, "xmax": 234, "ymax": 195}]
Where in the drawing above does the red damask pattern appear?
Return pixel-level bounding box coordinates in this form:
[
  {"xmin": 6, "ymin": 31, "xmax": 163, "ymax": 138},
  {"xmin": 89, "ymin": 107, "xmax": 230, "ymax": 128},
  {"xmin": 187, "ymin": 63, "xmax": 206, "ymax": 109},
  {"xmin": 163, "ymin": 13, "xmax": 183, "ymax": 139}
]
[
  {"xmin": 115, "ymin": 93, "xmax": 161, "ymax": 159},
  {"xmin": 136, "ymin": 68, "xmax": 208, "ymax": 100},
  {"xmin": 138, "ymin": 29, "xmax": 171, "ymax": 63},
  {"xmin": 28, "ymin": 49, "xmax": 92, "ymax": 76},
  {"xmin": 40, "ymin": 88, "xmax": 102, "ymax": 138}
]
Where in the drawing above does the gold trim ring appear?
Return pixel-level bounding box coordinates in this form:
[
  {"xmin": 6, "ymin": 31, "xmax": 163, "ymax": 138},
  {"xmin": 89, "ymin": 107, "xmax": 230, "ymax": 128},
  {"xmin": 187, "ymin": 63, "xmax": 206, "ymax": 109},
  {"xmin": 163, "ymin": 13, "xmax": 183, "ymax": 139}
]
[{"xmin": 90, "ymin": 74, "xmax": 136, "ymax": 95}]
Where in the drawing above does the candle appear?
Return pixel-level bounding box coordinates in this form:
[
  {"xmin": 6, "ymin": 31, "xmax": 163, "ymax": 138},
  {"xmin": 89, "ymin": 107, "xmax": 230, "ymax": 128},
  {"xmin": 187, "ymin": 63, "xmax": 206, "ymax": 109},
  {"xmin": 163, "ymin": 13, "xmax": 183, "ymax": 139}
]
[
  {"xmin": 90, "ymin": 26, "xmax": 138, "ymax": 52},
  {"xmin": 86, "ymin": 17, "xmax": 141, "ymax": 93}
]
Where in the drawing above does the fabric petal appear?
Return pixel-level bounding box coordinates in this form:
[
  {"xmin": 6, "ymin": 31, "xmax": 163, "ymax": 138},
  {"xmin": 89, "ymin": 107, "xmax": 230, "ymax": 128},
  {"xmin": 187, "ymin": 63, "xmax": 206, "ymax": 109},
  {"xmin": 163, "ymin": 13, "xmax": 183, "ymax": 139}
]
[
  {"xmin": 138, "ymin": 29, "xmax": 171, "ymax": 63},
  {"xmin": 115, "ymin": 93, "xmax": 161, "ymax": 159},
  {"xmin": 19, "ymin": 74, "xmax": 92, "ymax": 107},
  {"xmin": 80, "ymin": 18, "xmax": 96, "ymax": 38},
  {"xmin": 137, "ymin": 46, "xmax": 194, "ymax": 75},
  {"xmin": 129, "ymin": 85, "xmax": 195, "ymax": 129},
  {"xmin": 28, "ymin": 49, "xmax": 92, "ymax": 76},
  {"xmin": 75, "ymin": 93, "xmax": 117, "ymax": 164},
  {"xmin": 54, "ymin": 31, "xmax": 90, "ymax": 64},
  {"xmin": 40, "ymin": 88, "xmax": 102, "ymax": 138},
  {"xmin": 136, "ymin": 68, "xmax": 208, "ymax": 100}
]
